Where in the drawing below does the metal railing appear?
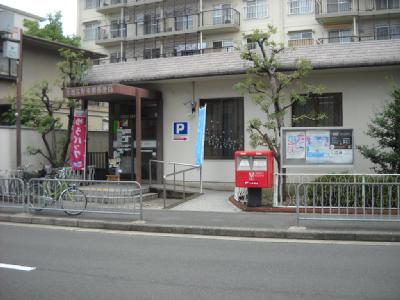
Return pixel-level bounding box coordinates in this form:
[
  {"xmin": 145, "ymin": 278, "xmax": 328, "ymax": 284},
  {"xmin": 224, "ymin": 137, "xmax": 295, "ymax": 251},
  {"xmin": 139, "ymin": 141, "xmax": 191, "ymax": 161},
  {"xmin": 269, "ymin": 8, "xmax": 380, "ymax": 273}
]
[
  {"xmin": 149, "ymin": 160, "xmax": 202, "ymax": 208},
  {"xmin": 94, "ymin": 8, "xmax": 240, "ymax": 43},
  {"xmin": 295, "ymin": 181, "xmax": 400, "ymax": 225},
  {"xmin": 0, "ymin": 176, "xmax": 143, "ymax": 219},
  {"xmin": 315, "ymin": 0, "xmax": 400, "ymax": 15},
  {"xmin": 27, "ymin": 178, "xmax": 142, "ymax": 218},
  {"xmin": 274, "ymin": 173, "xmax": 400, "ymax": 207},
  {"xmin": 318, "ymin": 34, "xmax": 400, "ymax": 44},
  {"xmin": 91, "ymin": 45, "xmax": 235, "ymax": 64},
  {"xmin": 0, "ymin": 178, "xmax": 25, "ymax": 209},
  {"xmin": 288, "ymin": 38, "xmax": 316, "ymax": 47}
]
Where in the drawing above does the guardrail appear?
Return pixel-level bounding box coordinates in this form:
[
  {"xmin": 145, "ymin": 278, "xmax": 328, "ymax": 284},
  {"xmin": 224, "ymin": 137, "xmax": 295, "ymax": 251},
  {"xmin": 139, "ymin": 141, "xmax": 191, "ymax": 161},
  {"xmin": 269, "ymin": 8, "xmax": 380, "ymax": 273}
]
[
  {"xmin": 295, "ymin": 181, "xmax": 400, "ymax": 225},
  {"xmin": 0, "ymin": 178, "xmax": 25, "ymax": 209},
  {"xmin": 149, "ymin": 160, "xmax": 202, "ymax": 208},
  {"xmin": 274, "ymin": 173, "xmax": 400, "ymax": 207},
  {"xmin": 0, "ymin": 176, "xmax": 143, "ymax": 219},
  {"xmin": 27, "ymin": 178, "xmax": 142, "ymax": 218}
]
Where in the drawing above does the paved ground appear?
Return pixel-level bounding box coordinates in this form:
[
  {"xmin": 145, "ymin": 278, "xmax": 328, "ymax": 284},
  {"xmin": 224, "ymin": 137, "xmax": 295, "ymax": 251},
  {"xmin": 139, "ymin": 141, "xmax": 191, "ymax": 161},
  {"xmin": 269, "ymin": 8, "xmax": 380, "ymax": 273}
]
[
  {"xmin": 171, "ymin": 190, "xmax": 240, "ymax": 212},
  {"xmin": 1, "ymin": 223, "xmax": 400, "ymax": 300}
]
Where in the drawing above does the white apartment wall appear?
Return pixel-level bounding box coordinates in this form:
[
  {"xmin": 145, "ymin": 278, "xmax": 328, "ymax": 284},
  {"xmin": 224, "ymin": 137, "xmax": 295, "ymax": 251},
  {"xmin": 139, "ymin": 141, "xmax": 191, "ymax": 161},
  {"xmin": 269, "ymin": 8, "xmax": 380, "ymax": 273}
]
[
  {"xmin": 77, "ymin": 0, "xmax": 328, "ymax": 54},
  {"xmin": 78, "ymin": 0, "xmax": 108, "ymax": 53},
  {"xmin": 150, "ymin": 66, "xmax": 399, "ymax": 183}
]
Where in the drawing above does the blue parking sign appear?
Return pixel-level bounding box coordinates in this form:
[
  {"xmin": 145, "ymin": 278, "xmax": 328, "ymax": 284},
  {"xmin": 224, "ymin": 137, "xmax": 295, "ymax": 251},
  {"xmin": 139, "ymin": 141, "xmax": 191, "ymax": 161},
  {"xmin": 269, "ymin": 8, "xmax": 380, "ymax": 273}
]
[{"xmin": 173, "ymin": 121, "xmax": 189, "ymax": 141}]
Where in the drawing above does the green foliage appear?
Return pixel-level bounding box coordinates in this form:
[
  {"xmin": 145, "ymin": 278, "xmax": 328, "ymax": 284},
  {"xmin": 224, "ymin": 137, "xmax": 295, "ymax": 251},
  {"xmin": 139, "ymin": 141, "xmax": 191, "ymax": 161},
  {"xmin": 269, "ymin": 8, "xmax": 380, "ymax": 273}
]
[
  {"xmin": 300, "ymin": 174, "xmax": 398, "ymax": 207},
  {"xmin": 234, "ymin": 25, "xmax": 324, "ymax": 168},
  {"xmin": 57, "ymin": 49, "xmax": 92, "ymax": 87},
  {"xmin": 4, "ymin": 48, "xmax": 92, "ymax": 167},
  {"xmin": 357, "ymin": 86, "xmax": 400, "ymax": 174},
  {"xmin": 24, "ymin": 11, "xmax": 80, "ymax": 47}
]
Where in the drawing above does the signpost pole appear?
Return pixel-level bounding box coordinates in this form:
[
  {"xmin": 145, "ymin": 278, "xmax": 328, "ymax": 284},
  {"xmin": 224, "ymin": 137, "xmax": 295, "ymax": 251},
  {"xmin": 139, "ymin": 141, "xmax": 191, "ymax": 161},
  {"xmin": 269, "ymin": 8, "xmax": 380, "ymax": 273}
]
[{"xmin": 16, "ymin": 29, "xmax": 23, "ymax": 168}]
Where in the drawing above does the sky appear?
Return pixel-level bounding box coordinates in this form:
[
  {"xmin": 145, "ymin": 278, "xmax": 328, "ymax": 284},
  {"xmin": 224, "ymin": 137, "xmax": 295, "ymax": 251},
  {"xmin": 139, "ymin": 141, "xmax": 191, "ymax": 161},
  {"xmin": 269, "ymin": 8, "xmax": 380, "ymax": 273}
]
[{"xmin": 1, "ymin": 0, "xmax": 77, "ymax": 36}]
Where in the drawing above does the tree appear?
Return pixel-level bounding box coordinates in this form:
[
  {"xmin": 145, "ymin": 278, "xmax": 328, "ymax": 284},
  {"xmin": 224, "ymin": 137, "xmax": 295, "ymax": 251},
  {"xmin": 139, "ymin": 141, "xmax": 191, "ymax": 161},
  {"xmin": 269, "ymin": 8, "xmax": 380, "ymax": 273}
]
[
  {"xmin": 234, "ymin": 25, "xmax": 323, "ymax": 172},
  {"xmin": 5, "ymin": 49, "xmax": 92, "ymax": 167},
  {"xmin": 24, "ymin": 11, "xmax": 80, "ymax": 47},
  {"xmin": 357, "ymin": 86, "xmax": 400, "ymax": 173}
]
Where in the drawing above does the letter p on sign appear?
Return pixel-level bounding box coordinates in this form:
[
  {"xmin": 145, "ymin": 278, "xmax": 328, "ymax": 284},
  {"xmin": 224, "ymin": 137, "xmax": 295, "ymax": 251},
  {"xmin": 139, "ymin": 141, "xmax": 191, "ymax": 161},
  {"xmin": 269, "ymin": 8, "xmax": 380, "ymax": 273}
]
[{"xmin": 173, "ymin": 121, "xmax": 189, "ymax": 141}]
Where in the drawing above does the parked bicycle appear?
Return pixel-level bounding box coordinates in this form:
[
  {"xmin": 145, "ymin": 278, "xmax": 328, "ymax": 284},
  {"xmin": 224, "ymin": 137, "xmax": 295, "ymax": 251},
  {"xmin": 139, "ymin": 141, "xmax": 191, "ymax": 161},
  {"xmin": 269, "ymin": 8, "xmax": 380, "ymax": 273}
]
[{"xmin": 30, "ymin": 180, "xmax": 87, "ymax": 216}]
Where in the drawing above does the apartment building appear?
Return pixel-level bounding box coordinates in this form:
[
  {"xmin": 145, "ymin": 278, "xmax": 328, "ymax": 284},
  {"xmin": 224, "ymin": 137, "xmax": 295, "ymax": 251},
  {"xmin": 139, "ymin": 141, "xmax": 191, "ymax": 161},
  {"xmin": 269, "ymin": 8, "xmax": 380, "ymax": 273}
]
[
  {"xmin": 76, "ymin": 0, "xmax": 400, "ymax": 184},
  {"xmin": 78, "ymin": 0, "xmax": 399, "ymax": 61}
]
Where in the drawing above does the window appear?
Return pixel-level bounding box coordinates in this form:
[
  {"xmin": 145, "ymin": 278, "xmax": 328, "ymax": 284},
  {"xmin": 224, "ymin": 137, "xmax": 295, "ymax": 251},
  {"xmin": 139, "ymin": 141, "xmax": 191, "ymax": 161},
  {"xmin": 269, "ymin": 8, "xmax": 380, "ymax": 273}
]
[
  {"xmin": 246, "ymin": 38, "xmax": 257, "ymax": 50},
  {"xmin": 110, "ymin": 52, "xmax": 121, "ymax": 63},
  {"xmin": 84, "ymin": 21, "xmax": 100, "ymax": 41},
  {"xmin": 244, "ymin": 0, "xmax": 268, "ymax": 19},
  {"xmin": 376, "ymin": 25, "xmax": 400, "ymax": 40},
  {"xmin": 288, "ymin": 0, "xmax": 313, "ymax": 15},
  {"xmin": 200, "ymin": 98, "xmax": 244, "ymax": 159},
  {"xmin": 327, "ymin": 0, "xmax": 352, "ymax": 13},
  {"xmin": 328, "ymin": 29, "xmax": 352, "ymax": 43},
  {"xmin": 213, "ymin": 4, "xmax": 232, "ymax": 25},
  {"xmin": 175, "ymin": 15, "xmax": 193, "ymax": 31},
  {"xmin": 288, "ymin": 31, "xmax": 313, "ymax": 46},
  {"xmin": 376, "ymin": 0, "xmax": 400, "ymax": 9},
  {"xmin": 85, "ymin": 0, "xmax": 100, "ymax": 9},
  {"xmin": 292, "ymin": 93, "xmax": 343, "ymax": 127},
  {"xmin": 143, "ymin": 48, "xmax": 161, "ymax": 59}
]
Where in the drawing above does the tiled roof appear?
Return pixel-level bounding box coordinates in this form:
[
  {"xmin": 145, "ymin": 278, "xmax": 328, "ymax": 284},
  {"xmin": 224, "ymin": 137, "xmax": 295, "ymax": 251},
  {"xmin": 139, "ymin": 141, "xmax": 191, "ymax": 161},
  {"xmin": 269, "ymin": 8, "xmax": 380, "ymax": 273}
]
[{"xmin": 85, "ymin": 40, "xmax": 400, "ymax": 85}]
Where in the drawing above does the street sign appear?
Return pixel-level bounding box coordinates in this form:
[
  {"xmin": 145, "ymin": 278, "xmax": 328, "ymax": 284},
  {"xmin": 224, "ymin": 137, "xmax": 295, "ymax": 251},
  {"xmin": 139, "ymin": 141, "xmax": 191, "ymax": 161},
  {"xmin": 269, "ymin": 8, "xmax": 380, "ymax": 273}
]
[{"xmin": 173, "ymin": 121, "xmax": 189, "ymax": 141}]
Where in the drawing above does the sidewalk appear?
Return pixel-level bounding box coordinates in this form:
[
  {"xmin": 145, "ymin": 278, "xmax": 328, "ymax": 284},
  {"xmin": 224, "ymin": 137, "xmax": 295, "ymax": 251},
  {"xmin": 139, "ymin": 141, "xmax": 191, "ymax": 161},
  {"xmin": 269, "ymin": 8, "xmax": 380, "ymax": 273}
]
[{"xmin": 1, "ymin": 208, "xmax": 400, "ymax": 242}]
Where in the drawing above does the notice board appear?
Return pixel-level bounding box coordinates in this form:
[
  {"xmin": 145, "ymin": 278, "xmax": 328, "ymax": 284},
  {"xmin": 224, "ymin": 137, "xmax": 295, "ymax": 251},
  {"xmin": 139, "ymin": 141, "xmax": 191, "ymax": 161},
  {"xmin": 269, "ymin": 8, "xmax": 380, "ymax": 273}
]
[{"xmin": 281, "ymin": 127, "xmax": 354, "ymax": 167}]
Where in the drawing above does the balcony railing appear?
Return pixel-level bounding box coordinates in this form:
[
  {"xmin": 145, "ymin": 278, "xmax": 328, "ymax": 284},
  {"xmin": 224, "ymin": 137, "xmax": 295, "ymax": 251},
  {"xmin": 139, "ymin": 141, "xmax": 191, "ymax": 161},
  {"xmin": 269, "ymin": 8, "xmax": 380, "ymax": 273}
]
[
  {"xmin": 288, "ymin": 38, "xmax": 315, "ymax": 47},
  {"xmin": 318, "ymin": 33, "xmax": 400, "ymax": 44},
  {"xmin": 95, "ymin": 9, "xmax": 240, "ymax": 43},
  {"xmin": 91, "ymin": 45, "xmax": 235, "ymax": 64},
  {"xmin": 202, "ymin": 8, "xmax": 240, "ymax": 28},
  {"xmin": 0, "ymin": 57, "xmax": 17, "ymax": 78},
  {"xmin": 316, "ymin": 0, "xmax": 400, "ymax": 15},
  {"xmin": 96, "ymin": 24, "xmax": 127, "ymax": 42}
]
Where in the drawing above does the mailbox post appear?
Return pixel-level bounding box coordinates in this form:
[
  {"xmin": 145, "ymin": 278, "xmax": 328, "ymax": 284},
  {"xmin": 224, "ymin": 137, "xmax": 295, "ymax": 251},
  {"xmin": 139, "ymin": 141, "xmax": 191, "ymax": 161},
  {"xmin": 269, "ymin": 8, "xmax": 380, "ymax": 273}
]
[{"xmin": 235, "ymin": 150, "xmax": 274, "ymax": 207}]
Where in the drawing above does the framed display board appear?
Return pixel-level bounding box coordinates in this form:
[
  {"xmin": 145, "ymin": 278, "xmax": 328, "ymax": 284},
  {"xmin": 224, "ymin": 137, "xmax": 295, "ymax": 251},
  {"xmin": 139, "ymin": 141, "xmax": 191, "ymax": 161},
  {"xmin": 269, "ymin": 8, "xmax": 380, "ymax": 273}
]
[{"xmin": 281, "ymin": 127, "xmax": 354, "ymax": 167}]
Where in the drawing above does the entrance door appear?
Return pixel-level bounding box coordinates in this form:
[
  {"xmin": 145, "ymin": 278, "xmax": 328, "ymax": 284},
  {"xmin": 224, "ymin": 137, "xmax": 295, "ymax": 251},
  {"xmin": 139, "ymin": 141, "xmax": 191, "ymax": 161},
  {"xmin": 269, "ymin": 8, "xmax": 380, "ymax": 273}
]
[{"xmin": 110, "ymin": 101, "xmax": 159, "ymax": 181}]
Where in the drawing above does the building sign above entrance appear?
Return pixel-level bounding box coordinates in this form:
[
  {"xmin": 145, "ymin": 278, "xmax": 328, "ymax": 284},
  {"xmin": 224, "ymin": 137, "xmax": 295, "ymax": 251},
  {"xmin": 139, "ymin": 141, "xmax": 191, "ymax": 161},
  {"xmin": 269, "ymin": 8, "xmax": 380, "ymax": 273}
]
[{"xmin": 64, "ymin": 84, "xmax": 114, "ymax": 98}]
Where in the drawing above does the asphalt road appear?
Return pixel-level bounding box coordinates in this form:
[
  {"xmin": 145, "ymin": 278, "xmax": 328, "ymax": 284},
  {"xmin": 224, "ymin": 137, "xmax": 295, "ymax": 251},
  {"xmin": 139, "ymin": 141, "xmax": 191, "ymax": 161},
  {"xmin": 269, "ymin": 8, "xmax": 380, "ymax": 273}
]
[{"xmin": 1, "ymin": 223, "xmax": 400, "ymax": 300}]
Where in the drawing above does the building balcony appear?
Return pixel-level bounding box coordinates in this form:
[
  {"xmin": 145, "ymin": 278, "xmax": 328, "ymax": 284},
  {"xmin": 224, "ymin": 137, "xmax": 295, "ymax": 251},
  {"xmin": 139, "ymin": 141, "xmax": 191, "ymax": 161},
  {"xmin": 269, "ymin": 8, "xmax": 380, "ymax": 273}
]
[
  {"xmin": 95, "ymin": 8, "xmax": 240, "ymax": 45},
  {"xmin": 0, "ymin": 57, "xmax": 17, "ymax": 80},
  {"xmin": 317, "ymin": 33, "xmax": 400, "ymax": 44},
  {"xmin": 288, "ymin": 38, "xmax": 316, "ymax": 47},
  {"xmin": 97, "ymin": 0, "xmax": 168, "ymax": 13},
  {"xmin": 315, "ymin": 0, "xmax": 400, "ymax": 24}
]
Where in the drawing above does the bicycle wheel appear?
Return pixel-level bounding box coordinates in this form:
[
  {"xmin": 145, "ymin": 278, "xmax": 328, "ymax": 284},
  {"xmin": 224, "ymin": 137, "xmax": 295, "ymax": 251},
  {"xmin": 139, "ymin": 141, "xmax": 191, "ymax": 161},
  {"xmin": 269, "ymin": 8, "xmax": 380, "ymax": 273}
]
[
  {"xmin": 28, "ymin": 183, "xmax": 52, "ymax": 211},
  {"xmin": 60, "ymin": 186, "xmax": 87, "ymax": 216}
]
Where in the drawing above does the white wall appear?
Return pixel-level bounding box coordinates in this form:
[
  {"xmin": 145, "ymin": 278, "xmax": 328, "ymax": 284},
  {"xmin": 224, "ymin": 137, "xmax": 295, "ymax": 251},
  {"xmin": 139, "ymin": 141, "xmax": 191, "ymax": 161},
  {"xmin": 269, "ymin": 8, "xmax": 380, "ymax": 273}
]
[
  {"xmin": 0, "ymin": 127, "xmax": 108, "ymax": 171},
  {"xmin": 150, "ymin": 66, "xmax": 400, "ymax": 183}
]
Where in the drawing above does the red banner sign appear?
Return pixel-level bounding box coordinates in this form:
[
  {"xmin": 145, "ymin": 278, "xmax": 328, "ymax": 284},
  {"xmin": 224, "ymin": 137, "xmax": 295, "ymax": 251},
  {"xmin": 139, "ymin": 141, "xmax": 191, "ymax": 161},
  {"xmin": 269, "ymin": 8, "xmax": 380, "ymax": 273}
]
[{"xmin": 70, "ymin": 111, "xmax": 87, "ymax": 170}]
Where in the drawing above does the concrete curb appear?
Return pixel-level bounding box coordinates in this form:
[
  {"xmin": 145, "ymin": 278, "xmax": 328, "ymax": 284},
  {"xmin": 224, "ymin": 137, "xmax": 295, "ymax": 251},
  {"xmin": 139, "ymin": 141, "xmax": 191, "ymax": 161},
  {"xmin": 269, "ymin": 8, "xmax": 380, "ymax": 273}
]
[{"xmin": 1, "ymin": 213, "xmax": 400, "ymax": 242}]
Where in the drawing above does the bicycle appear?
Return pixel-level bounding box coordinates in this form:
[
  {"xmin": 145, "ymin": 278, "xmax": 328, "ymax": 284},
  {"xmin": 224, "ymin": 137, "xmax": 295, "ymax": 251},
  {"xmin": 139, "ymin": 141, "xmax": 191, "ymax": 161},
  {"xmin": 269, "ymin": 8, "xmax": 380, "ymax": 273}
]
[
  {"xmin": 30, "ymin": 181, "xmax": 87, "ymax": 216},
  {"xmin": 29, "ymin": 167, "xmax": 88, "ymax": 215}
]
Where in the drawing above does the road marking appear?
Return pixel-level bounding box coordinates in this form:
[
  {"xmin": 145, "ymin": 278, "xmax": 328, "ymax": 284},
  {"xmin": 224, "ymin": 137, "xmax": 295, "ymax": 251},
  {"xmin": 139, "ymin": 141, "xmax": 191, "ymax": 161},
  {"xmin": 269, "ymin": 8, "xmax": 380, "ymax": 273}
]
[
  {"xmin": 0, "ymin": 263, "xmax": 36, "ymax": 271},
  {"xmin": 1, "ymin": 221, "xmax": 400, "ymax": 246}
]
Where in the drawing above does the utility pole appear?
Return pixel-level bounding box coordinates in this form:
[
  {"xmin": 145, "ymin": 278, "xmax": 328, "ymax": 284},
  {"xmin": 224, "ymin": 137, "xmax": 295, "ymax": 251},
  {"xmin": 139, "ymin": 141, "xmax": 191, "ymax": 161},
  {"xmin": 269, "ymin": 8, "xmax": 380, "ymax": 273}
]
[{"xmin": 16, "ymin": 29, "xmax": 23, "ymax": 168}]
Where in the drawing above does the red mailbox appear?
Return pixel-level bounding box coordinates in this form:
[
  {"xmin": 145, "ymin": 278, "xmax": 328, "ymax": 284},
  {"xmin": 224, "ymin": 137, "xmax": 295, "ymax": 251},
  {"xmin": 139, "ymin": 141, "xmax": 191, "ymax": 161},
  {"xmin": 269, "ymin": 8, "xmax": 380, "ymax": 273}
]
[{"xmin": 235, "ymin": 150, "xmax": 274, "ymax": 188}]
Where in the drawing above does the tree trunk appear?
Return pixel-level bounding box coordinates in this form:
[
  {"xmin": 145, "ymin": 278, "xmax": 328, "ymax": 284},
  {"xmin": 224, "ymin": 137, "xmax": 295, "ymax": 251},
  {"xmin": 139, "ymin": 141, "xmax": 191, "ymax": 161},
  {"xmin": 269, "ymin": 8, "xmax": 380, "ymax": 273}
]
[{"xmin": 61, "ymin": 103, "xmax": 75, "ymax": 166}]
